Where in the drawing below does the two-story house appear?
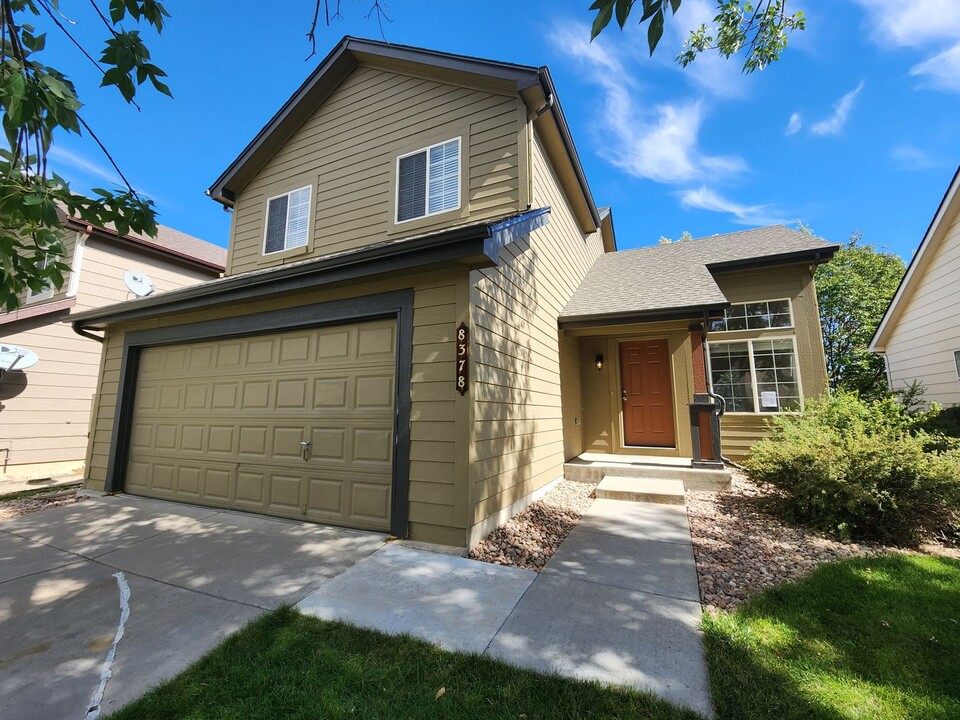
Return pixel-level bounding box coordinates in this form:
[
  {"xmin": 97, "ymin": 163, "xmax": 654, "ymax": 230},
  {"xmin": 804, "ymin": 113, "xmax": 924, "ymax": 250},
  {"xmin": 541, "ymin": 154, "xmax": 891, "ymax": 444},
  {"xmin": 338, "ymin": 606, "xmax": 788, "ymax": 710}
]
[
  {"xmin": 70, "ymin": 38, "xmax": 835, "ymax": 548},
  {"xmin": 0, "ymin": 213, "xmax": 225, "ymax": 483}
]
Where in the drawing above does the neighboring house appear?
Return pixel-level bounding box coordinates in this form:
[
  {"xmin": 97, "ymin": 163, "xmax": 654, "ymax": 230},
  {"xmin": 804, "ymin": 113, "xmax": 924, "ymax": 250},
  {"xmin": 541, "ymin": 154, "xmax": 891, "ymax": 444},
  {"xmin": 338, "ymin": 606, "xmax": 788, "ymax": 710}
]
[
  {"xmin": 70, "ymin": 38, "xmax": 835, "ymax": 548},
  {"xmin": 0, "ymin": 214, "xmax": 226, "ymax": 482},
  {"xmin": 870, "ymin": 166, "xmax": 960, "ymax": 407}
]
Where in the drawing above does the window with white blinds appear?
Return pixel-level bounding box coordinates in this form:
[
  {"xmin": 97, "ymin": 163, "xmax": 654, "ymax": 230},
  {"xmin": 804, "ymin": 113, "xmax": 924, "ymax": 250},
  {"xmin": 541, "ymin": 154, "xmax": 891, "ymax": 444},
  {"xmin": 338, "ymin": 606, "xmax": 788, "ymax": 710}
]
[
  {"xmin": 263, "ymin": 186, "xmax": 311, "ymax": 254},
  {"xmin": 396, "ymin": 137, "xmax": 460, "ymax": 223}
]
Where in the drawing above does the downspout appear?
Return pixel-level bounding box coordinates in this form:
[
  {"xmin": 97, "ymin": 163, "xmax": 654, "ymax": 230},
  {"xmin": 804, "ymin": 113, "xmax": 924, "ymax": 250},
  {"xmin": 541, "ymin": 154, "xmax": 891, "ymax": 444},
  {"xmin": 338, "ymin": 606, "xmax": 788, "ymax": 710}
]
[
  {"xmin": 73, "ymin": 324, "xmax": 105, "ymax": 344},
  {"xmin": 701, "ymin": 309, "xmax": 743, "ymax": 470}
]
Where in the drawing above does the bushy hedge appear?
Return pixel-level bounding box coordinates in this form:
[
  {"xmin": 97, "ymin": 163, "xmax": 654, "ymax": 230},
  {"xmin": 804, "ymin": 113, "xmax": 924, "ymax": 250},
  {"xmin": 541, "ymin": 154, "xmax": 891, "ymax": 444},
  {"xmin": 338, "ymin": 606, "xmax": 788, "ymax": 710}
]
[{"xmin": 744, "ymin": 392, "xmax": 960, "ymax": 545}]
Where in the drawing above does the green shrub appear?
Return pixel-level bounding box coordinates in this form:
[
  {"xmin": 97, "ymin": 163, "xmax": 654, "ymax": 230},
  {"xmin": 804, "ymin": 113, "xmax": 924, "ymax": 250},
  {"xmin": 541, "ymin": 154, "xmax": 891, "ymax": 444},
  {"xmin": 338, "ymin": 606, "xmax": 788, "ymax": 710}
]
[{"xmin": 744, "ymin": 391, "xmax": 960, "ymax": 545}]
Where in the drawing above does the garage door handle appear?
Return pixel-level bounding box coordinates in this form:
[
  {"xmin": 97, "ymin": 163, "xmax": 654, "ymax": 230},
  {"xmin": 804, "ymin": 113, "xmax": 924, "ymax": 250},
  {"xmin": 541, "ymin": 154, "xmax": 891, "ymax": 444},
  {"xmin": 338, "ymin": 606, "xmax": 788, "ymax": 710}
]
[{"xmin": 299, "ymin": 440, "xmax": 311, "ymax": 461}]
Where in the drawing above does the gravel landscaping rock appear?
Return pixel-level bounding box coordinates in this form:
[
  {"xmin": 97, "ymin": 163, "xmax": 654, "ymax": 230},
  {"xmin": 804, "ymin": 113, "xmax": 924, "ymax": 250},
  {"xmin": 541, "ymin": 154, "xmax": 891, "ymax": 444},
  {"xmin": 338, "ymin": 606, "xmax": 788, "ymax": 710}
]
[
  {"xmin": 469, "ymin": 479, "xmax": 596, "ymax": 571},
  {"xmin": 0, "ymin": 491, "xmax": 85, "ymax": 521},
  {"xmin": 685, "ymin": 471, "xmax": 960, "ymax": 612}
]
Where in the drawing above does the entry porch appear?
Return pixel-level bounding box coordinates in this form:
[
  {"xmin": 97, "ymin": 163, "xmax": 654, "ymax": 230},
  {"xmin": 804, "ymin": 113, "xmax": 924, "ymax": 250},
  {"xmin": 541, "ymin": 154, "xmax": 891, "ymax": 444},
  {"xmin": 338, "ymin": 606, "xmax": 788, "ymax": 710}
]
[{"xmin": 560, "ymin": 318, "xmax": 725, "ymax": 473}]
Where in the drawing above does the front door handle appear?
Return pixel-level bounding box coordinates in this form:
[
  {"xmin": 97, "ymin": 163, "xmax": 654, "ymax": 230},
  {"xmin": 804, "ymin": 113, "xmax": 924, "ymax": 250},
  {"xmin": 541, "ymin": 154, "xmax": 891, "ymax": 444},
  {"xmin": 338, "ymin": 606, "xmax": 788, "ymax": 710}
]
[{"xmin": 299, "ymin": 440, "xmax": 311, "ymax": 461}]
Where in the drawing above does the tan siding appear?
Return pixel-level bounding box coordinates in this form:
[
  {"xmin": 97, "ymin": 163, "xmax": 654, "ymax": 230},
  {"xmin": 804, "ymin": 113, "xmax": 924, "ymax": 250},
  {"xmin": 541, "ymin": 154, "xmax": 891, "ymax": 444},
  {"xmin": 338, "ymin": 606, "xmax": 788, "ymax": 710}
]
[
  {"xmin": 1, "ymin": 238, "xmax": 215, "ymax": 479},
  {"xmin": 228, "ymin": 65, "xmax": 523, "ymax": 276},
  {"xmin": 469, "ymin": 128, "xmax": 605, "ymax": 529},
  {"xmin": 84, "ymin": 268, "xmax": 469, "ymax": 544},
  {"xmin": 884, "ymin": 208, "xmax": 960, "ymax": 407},
  {"xmin": 711, "ymin": 263, "xmax": 829, "ymax": 456}
]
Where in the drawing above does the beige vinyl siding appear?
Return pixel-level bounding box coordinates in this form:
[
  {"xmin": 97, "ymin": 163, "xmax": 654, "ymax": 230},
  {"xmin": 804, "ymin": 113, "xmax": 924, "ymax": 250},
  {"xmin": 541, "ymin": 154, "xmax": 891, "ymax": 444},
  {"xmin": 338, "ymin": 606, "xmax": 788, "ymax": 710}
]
[
  {"xmin": 883, "ymin": 208, "xmax": 960, "ymax": 407},
  {"xmin": 227, "ymin": 64, "xmax": 524, "ymax": 276},
  {"xmin": 74, "ymin": 237, "xmax": 214, "ymax": 311},
  {"xmin": 0, "ymin": 313, "xmax": 97, "ymax": 469},
  {"xmin": 0, "ymin": 235, "xmax": 217, "ymax": 476},
  {"xmin": 84, "ymin": 268, "xmax": 470, "ymax": 546},
  {"xmin": 469, "ymin": 128, "xmax": 604, "ymax": 528},
  {"xmin": 710, "ymin": 263, "xmax": 829, "ymax": 460}
]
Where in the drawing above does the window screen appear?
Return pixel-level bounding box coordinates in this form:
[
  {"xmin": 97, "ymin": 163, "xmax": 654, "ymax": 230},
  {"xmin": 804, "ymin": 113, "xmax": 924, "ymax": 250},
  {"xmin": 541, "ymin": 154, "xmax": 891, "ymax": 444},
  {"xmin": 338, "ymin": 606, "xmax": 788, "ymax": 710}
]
[
  {"xmin": 27, "ymin": 256, "xmax": 54, "ymax": 302},
  {"xmin": 264, "ymin": 186, "xmax": 311, "ymax": 254},
  {"xmin": 396, "ymin": 137, "xmax": 460, "ymax": 222}
]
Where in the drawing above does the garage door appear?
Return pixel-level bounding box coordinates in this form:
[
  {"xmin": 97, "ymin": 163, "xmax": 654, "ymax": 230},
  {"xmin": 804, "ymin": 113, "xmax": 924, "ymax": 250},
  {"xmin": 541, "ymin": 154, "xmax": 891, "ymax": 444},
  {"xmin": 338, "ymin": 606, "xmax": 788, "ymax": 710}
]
[{"xmin": 125, "ymin": 319, "xmax": 397, "ymax": 531}]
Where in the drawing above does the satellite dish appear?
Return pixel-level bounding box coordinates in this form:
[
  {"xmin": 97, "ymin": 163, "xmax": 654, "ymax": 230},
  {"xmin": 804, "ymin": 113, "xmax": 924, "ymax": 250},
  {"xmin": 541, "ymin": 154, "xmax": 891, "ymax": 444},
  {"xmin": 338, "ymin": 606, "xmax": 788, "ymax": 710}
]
[
  {"xmin": 0, "ymin": 344, "xmax": 39, "ymax": 371},
  {"xmin": 123, "ymin": 269, "xmax": 155, "ymax": 297}
]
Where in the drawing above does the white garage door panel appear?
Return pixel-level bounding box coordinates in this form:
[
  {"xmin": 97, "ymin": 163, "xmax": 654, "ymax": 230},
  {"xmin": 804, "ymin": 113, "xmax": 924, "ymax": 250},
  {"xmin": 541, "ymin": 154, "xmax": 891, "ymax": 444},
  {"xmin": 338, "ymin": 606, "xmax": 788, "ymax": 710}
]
[{"xmin": 125, "ymin": 319, "xmax": 397, "ymax": 531}]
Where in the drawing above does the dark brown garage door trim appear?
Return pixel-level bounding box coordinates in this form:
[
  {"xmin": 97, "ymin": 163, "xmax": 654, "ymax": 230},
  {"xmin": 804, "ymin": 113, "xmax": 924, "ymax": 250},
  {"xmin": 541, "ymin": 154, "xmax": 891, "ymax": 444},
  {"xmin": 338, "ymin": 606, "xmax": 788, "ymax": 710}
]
[{"xmin": 106, "ymin": 290, "xmax": 414, "ymax": 538}]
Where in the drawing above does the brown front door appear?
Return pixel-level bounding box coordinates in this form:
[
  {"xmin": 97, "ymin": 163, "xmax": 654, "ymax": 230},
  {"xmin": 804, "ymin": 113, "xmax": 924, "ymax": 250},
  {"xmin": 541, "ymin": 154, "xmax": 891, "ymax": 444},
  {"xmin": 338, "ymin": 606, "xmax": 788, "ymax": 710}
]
[{"xmin": 620, "ymin": 339, "xmax": 675, "ymax": 447}]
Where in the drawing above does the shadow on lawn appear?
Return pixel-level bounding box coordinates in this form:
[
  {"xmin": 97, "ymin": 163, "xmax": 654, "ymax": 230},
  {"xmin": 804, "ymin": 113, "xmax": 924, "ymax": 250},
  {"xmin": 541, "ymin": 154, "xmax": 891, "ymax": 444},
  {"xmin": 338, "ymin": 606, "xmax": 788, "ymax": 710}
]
[{"xmin": 702, "ymin": 554, "xmax": 960, "ymax": 720}]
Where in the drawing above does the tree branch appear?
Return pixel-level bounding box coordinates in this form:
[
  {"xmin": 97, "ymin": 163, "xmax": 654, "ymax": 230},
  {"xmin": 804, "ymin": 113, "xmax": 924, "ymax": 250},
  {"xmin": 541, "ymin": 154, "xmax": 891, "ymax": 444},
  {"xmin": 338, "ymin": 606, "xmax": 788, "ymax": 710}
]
[{"xmin": 76, "ymin": 112, "xmax": 139, "ymax": 195}]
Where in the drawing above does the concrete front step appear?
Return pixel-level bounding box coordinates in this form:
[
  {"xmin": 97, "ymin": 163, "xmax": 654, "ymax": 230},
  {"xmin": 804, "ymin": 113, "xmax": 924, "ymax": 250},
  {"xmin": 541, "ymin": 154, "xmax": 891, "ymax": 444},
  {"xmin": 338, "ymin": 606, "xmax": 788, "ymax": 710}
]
[
  {"xmin": 595, "ymin": 476, "xmax": 686, "ymax": 504},
  {"xmin": 565, "ymin": 458, "xmax": 731, "ymax": 491}
]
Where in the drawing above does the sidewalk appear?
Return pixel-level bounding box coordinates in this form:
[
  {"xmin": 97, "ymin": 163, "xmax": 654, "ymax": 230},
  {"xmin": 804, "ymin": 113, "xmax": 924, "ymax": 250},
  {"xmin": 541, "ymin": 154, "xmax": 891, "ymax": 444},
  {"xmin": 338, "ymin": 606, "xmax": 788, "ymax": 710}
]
[{"xmin": 297, "ymin": 498, "xmax": 713, "ymax": 717}]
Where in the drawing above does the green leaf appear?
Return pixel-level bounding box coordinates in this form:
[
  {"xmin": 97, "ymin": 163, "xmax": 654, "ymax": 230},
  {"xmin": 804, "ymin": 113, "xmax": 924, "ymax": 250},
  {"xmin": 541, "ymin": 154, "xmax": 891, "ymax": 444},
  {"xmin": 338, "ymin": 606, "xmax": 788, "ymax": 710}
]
[
  {"xmin": 109, "ymin": 0, "xmax": 126, "ymax": 23},
  {"xmin": 615, "ymin": 0, "xmax": 632, "ymax": 29},
  {"xmin": 648, "ymin": 8, "xmax": 665, "ymax": 54},
  {"xmin": 669, "ymin": 0, "xmax": 681, "ymax": 13},
  {"xmin": 590, "ymin": 0, "xmax": 614, "ymax": 40}
]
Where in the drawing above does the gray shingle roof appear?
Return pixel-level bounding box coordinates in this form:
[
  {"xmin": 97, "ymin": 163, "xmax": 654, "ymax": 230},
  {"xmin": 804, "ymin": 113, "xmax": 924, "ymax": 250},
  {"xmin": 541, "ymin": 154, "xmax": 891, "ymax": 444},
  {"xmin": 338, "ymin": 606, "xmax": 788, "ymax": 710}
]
[{"xmin": 560, "ymin": 225, "xmax": 838, "ymax": 322}]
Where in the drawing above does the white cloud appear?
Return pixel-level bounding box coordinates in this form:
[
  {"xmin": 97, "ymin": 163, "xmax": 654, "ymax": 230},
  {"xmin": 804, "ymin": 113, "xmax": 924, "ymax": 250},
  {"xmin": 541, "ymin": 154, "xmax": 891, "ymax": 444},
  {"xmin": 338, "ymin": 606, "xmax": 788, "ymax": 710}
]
[
  {"xmin": 679, "ymin": 186, "xmax": 793, "ymax": 226},
  {"xmin": 909, "ymin": 44, "xmax": 960, "ymax": 93},
  {"xmin": 785, "ymin": 112, "xmax": 803, "ymax": 136},
  {"xmin": 811, "ymin": 81, "xmax": 865, "ymax": 136},
  {"xmin": 853, "ymin": 0, "xmax": 960, "ymax": 93},
  {"xmin": 551, "ymin": 21, "xmax": 746, "ymax": 184},
  {"xmin": 889, "ymin": 144, "xmax": 943, "ymax": 170},
  {"xmin": 48, "ymin": 145, "xmax": 122, "ymax": 185},
  {"xmin": 852, "ymin": 0, "xmax": 960, "ymax": 47}
]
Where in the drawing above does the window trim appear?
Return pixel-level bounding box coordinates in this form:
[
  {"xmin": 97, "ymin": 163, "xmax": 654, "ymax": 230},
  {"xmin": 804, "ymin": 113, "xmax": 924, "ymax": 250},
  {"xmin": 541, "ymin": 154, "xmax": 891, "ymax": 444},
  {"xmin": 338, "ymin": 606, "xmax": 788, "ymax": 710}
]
[
  {"xmin": 261, "ymin": 185, "xmax": 313, "ymax": 256},
  {"xmin": 954, "ymin": 350, "xmax": 960, "ymax": 385},
  {"xmin": 394, "ymin": 136, "xmax": 462, "ymax": 225},
  {"xmin": 709, "ymin": 298, "xmax": 794, "ymax": 333},
  {"xmin": 26, "ymin": 255, "xmax": 56, "ymax": 304},
  {"xmin": 707, "ymin": 335, "xmax": 804, "ymax": 414}
]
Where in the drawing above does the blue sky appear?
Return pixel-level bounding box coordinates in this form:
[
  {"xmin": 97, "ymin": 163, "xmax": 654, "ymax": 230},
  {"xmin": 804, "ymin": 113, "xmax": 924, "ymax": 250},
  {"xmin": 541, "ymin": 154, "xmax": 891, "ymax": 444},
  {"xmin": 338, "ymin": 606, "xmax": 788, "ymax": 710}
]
[{"xmin": 40, "ymin": 1, "xmax": 960, "ymax": 261}]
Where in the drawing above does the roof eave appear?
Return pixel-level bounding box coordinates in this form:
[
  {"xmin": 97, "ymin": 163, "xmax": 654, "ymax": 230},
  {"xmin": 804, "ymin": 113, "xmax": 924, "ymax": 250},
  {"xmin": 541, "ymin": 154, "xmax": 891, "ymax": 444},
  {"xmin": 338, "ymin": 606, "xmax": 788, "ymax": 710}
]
[
  {"xmin": 869, "ymin": 164, "xmax": 960, "ymax": 352},
  {"xmin": 706, "ymin": 245, "xmax": 840, "ymax": 273},
  {"xmin": 63, "ymin": 217, "xmax": 225, "ymax": 272},
  {"xmin": 558, "ymin": 302, "xmax": 729, "ymax": 330}
]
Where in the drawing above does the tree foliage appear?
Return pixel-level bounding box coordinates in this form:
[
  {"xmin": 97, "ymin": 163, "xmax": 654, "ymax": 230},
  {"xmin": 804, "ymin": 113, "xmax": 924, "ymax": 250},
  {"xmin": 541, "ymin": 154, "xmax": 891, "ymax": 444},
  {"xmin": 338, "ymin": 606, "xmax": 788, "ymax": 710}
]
[
  {"xmin": 0, "ymin": 0, "xmax": 169, "ymax": 311},
  {"xmin": 589, "ymin": 0, "xmax": 805, "ymax": 72},
  {"xmin": 815, "ymin": 231, "xmax": 905, "ymax": 401}
]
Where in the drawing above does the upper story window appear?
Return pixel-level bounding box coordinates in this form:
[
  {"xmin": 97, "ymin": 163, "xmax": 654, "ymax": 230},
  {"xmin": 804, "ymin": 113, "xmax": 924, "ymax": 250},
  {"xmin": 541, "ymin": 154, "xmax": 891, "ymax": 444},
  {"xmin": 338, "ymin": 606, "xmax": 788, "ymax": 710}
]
[
  {"xmin": 396, "ymin": 137, "xmax": 460, "ymax": 223},
  {"xmin": 954, "ymin": 350, "xmax": 960, "ymax": 383},
  {"xmin": 710, "ymin": 299, "xmax": 793, "ymax": 332},
  {"xmin": 26, "ymin": 256, "xmax": 54, "ymax": 302},
  {"xmin": 264, "ymin": 186, "xmax": 311, "ymax": 255}
]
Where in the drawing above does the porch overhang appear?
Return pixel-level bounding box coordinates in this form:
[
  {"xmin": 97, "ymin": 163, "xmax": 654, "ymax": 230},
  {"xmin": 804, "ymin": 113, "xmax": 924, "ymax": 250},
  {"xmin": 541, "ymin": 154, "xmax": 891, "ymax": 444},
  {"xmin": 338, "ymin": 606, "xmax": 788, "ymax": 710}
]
[{"xmin": 558, "ymin": 303, "xmax": 729, "ymax": 330}]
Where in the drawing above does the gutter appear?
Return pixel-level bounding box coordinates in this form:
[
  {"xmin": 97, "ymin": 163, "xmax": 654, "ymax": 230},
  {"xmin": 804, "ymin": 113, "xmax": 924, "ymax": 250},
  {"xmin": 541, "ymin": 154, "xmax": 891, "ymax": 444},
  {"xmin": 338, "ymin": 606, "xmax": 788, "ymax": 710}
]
[
  {"xmin": 536, "ymin": 67, "xmax": 601, "ymax": 229},
  {"xmin": 706, "ymin": 246, "xmax": 839, "ymax": 273},
  {"xmin": 559, "ymin": 302, "xmax": 729, "ymax": 330}
]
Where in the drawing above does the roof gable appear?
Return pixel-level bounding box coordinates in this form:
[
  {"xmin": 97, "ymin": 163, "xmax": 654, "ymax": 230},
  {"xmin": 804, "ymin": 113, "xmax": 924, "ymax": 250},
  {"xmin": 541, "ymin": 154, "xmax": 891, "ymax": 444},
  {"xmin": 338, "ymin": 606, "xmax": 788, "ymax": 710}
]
[
  {"xmin": 869, "ymin": 165, "xmax": 960, "ymax": 351},
  {"xmin": 205, "ymin": 37, "xmax": 600, "ymax": 231}
]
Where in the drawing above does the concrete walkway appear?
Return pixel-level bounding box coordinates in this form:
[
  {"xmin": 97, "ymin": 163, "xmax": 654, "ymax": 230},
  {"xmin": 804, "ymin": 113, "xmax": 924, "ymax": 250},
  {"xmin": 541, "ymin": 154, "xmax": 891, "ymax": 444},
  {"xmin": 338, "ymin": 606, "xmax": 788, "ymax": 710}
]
[
  {"xmin": 298, "ymin": 497, "xmax": 712, "ymax": 716},
  {"xmin": 0, "ymin": 495, "xmax": 385, "ymax": 720}
]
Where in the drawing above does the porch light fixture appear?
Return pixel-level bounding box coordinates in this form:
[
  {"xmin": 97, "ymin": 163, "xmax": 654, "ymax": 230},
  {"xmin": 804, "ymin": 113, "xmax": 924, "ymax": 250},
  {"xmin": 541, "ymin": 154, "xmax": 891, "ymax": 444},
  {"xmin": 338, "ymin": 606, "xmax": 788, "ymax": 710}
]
[{"xmin": 595, "ymin": 354, "xmax": 604, "ymax": 371}]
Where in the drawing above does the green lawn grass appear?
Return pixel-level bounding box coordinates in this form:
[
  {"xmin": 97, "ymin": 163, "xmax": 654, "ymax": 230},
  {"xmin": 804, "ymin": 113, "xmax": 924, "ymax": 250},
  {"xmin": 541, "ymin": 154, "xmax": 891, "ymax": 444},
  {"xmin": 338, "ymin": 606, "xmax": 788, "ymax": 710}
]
[
  {"xmin": 703, "ymin": 554, "xmax": 960, "ymax": 720},
  {"xmin": 106, "ymin": 607, "xmax": 700, "ymax": 720},
  {"xmin": 107, "ymin": 554, "xmax": 960, "ymax": 720}
]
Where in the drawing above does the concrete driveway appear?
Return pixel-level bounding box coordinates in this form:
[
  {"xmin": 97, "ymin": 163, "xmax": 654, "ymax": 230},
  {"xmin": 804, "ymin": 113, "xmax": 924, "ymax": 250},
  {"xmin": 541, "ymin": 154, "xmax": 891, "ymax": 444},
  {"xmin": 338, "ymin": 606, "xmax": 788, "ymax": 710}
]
[{"xmin": 0, "ymin": 494, "xmax": 385, "ymax": 720}]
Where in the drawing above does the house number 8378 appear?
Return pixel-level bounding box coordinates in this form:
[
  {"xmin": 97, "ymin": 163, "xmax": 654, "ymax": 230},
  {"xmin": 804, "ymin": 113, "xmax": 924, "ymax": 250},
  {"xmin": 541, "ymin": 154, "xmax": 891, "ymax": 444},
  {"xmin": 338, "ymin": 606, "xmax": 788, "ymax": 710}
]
[{"xmin": 456, "ymin": 323, "xmax": 469, "ymax": 396}]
